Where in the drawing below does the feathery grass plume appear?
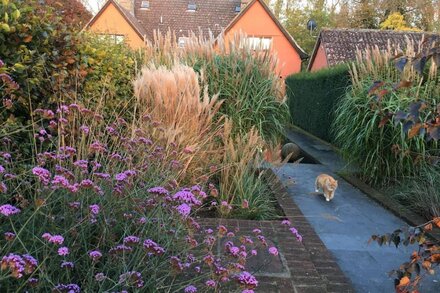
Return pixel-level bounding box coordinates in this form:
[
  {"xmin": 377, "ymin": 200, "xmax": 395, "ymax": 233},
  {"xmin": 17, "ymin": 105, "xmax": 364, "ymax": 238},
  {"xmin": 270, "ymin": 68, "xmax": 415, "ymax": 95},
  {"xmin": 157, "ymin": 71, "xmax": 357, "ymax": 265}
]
[
  {"xmin": 142, "ymin": 31, "xmax": 288, "ymax": 142},
  {"xmin": 133, "ymin": 64, "xmax": 223, "ymax": 183}
]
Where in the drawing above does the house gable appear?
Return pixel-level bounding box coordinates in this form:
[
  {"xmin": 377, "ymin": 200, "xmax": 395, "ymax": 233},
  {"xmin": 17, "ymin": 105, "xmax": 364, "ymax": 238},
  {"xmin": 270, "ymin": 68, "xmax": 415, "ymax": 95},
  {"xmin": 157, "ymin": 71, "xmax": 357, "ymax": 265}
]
[
  {"xmin": 224, "ymin": 0, "xmax": 306, "ymax": 77},
  {"xmin": 309, "ymin": 41, "xmax": 328, "ymax": 72},
  {"xmin": 86, "ymin": 0, "xmax": 146, "ymax": 49},
  {"xmin": 308, "ymin": 28, "xmax": 440, "ymax": 71}
]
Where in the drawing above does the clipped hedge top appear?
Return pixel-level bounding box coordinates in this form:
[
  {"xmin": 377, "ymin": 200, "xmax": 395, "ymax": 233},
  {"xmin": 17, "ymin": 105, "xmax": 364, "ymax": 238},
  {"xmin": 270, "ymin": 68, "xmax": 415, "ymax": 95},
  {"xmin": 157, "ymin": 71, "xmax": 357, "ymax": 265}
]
[{"xmin": 286, "ymin": 63, "xmax": 351, "ymax": 82}]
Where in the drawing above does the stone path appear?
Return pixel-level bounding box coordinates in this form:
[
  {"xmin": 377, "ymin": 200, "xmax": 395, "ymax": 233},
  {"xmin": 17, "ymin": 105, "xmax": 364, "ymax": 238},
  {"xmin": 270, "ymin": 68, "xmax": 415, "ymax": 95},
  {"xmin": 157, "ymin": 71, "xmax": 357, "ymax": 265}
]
[{"xmin": 273, "ymin": 127, "xmax": 440, "ymax": 293}]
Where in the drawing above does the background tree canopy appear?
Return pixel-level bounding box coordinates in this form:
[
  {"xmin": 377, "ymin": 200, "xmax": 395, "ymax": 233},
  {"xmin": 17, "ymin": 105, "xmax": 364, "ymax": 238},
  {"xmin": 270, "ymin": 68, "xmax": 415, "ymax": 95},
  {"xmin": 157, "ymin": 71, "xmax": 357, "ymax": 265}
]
[{"xmin": 269, "ymin": 0, "xmax": 440, "ymax": 54}]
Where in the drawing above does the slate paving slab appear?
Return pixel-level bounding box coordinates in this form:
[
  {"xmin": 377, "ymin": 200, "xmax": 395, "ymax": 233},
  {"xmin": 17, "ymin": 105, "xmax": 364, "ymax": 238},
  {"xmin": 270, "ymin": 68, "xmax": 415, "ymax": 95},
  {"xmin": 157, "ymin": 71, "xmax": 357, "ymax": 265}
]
[{"xmin": 273, "ymin": 163, "xmax": 440, "ymax": 293}]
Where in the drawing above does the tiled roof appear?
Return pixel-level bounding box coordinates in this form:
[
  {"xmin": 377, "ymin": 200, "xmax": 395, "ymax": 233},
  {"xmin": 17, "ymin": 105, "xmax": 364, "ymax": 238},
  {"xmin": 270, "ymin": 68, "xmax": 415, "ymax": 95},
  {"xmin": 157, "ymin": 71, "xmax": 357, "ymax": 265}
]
[
  {"xmin": 133, "ymin": 0, "xmax": 242, "ymax": 40},
  {"xmin": 308, "ymin": 28, "xmax": 440, "ymax": 70}
]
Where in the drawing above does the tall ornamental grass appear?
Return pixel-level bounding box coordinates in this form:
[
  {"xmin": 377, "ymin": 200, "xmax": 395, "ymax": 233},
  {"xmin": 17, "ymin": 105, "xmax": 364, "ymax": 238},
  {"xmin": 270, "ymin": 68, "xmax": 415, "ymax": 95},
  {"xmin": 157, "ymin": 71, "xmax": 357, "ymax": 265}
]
[
  {"xmin": 142, "ymin": 31, "xmax": 289, "ymax": 142},
  {"xmin": 133, "ymin": 64, "xmax": 223, "ymax": 184},
  {"xmin": 333, "ymin": 44, "xmax": 439, "ymax": 185},
  {"xmin": 390, "ymin": 166, "xmax": 440, "ymax": 219}
]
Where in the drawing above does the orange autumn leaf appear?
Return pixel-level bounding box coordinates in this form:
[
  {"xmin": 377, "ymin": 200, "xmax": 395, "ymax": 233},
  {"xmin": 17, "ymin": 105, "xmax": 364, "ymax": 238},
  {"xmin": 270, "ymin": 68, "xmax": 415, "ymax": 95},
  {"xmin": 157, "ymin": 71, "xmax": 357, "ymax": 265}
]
[
  {"xmin": 408, "ymin": 123, "xmax": 422, "ymax": 139},
  {"xmin": 433, "ymin": 217, "xmax": 440, "ymax": 228},
  {"xmin": 424, "ymin": 223, "xmax": 433, "ymax": 231},
  {"xmin": 35, "ymin": 198, "xmax": 46, "ymax": 207},
  {"xmin": 430, "ymin": 254, "xmax": 440, "ymax": 263},
  {"xmin": 23, "ymin": 35, "xmax": 33, "ymax": 43},
  {"xmin": 422, "ymin": 260, "xmax": 432, "ymax": 270},
  {"xmin": 399, "ymin": 276, "xmax": 410, "ymax": 286}
]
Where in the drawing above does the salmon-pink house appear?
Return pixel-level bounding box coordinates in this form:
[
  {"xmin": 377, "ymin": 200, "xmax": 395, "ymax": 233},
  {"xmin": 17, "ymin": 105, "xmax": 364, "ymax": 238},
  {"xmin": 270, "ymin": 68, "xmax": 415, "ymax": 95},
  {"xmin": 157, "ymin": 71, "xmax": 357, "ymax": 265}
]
[{"xmin": 86, "ymin": 0, "xmax": 307, "ymax": 77}]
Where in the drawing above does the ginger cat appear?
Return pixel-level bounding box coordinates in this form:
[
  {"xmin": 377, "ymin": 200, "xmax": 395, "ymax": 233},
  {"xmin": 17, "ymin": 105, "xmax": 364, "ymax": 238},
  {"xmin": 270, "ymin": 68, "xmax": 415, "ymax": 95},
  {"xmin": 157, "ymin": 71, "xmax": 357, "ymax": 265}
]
[{"xmin": 315, "ymin": 174, "xmax": 338, "ymax": 202}]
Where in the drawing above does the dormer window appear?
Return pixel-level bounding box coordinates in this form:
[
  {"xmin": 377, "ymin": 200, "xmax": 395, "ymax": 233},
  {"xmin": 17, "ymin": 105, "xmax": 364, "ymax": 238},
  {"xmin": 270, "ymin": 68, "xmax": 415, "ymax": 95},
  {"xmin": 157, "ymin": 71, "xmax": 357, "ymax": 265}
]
[
  {"xmin": 141, "ymin": 1, "xmax": 150, "ymax": 9},
  {"xmin": 187, "ymin": 2, "xmax": 197, "ymax": 12},
  {"xmin": 235, "ymin": 6, "xmax": 241, "ymax": 13}
]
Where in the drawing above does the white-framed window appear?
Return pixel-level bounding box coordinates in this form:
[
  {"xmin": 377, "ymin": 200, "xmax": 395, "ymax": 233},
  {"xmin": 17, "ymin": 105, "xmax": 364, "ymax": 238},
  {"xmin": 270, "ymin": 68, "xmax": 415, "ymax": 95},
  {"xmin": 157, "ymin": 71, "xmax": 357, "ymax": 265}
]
[
  {"xmin": 178, "ymin": 37, "xmax": 189, "ymax": 48},
  {"xmin": 187, "ymin": 3, "xmax": 197, "ymax": 12},
  {"xmin": 241, "ymin": 37, "xmax": 272, "ymax": 51},
  {"xmin": 140, "ymin": 1, "xmax": 150, "ymax": 9},
  {"xmin": 98, "ymin": 34, "xmax": 126, "ymax": 44}
]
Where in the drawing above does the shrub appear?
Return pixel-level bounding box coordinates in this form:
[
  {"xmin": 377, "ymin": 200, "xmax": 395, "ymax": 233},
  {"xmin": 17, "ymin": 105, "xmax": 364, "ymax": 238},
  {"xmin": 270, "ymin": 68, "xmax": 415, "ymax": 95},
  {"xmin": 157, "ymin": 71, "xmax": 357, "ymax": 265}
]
[
  {"xmin": 0, "ymin": 0, "xmax": 139, "ymax": 158},
  {"xmin": 285, "ymin": 64, "xmax": 350, "ymax": 142},
  {"xmin": 333, "ymin": 46, "xmax": 439, "ymax": 185}
]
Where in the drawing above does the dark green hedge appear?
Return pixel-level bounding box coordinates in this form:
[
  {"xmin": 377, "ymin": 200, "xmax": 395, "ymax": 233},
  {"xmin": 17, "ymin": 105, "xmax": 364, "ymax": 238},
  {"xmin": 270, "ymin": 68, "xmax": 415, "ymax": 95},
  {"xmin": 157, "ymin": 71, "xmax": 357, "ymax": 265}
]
[{"xmin": 285, "ymin": 64, "xmax": 351, "ymax": 142}]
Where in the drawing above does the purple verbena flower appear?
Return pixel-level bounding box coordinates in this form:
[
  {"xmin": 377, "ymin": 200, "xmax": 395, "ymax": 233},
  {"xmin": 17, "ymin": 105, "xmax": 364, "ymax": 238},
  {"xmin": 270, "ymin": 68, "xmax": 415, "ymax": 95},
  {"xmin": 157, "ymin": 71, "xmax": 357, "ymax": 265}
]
[
  {"xmin": 123, "ymin": 236, "xmax": 140, "ymax": 245},
  {"xmin": 205, "ymin": 279, "xmax": 216, "ymax": 287},
  {"xmin": 1, "ymin": 254, "xmax": 25, "ymax": 278},
  {"xmin": 143, "ymin": 239, "xmax": 165, "ymax": 255},
  {"xmin": 147, "ymin": 186, "xmax": 169, "ymax": 195},
  {"xmin": 268, "ymin": 247, "xmax": 278, "ymax": 256},
  {"xmin": 184, "ymin": 285, "xmax": 197, "ymax": 293},
  {"xmin": 53, "ymin": 283, "xmax": 81, "ymax": 293},
  {"xmin": 51, "ymin": 175, "xmax": 70, "ymax": 189},
  {"xmin": 237, "ymin": 271, "xmax": 258, "ymax": 289},
  {"xmin": 0, "ymin": 204, "xmax": 21, "ymax": 217},
  {"xmin": 48, "ymin": 235, "xmax": 64, "ymax": 245},
  {"xmin": 89, "ymin": 250, "xmax": 102, "ymax": 261},
  {"xmin": 60, "ymin": 261, "xmax": 74, "ymax": 269},
  {"xmin": 176, "ymin": 203, "xmax": 191, "ymax": 218},
  {"xmin": 32, "ymin": 167, "xmax": 51, "ymax": 185},
  {"xmin": 281, "ymin": 219, "xmax": 291, "ymax": 226},
  {"xmin": 95, "ymin": 272, "xmax": 106, "ymax": 282},
  {"xmin": 4, "ymin": 232, "xmax": 15, "ymax": 241},
  {"xmin": 89, "ymin": 204, "xmax": 100, "ymax": 215},
  {"xmin": 58, "ymin": 247, "xmax": 69, "ymax": 256},
  {"xmin": 172, "ymin": 190, "xmax": 202, "ymax": 206}
]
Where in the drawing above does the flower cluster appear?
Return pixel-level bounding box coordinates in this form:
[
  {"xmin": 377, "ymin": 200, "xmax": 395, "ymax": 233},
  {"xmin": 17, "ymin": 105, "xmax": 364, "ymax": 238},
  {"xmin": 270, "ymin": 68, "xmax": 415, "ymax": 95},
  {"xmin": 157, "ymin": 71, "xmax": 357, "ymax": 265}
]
[
  {"xmin": 0, "ymin": 204, "xmax": 21, "ymax": 217},
  {"xmin": 143, "ymin": 239, "xmax": 165, "ymax": 255},
  {"xmin": 42, "ymin": 233, "xmax": 65, "ymax": 245},
  {"xmin": 1, "ymin": 253, "xmax": 38, "ymax": 279}
]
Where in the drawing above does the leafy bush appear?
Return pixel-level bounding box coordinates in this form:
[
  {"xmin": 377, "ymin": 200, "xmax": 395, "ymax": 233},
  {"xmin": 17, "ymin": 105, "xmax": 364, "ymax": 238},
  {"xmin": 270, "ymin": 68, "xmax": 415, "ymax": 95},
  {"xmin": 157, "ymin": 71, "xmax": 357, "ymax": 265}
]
[
  {"xmin": 285, "ymin": 64, "xmax": 350, "ymax": 142},
  {"xmin": 0, "ymin": 0, "xmax": 139, "ymax": 157},
  {"xmin": 333, "ymin": 47, "xmax": 439, "ymax": 185}
]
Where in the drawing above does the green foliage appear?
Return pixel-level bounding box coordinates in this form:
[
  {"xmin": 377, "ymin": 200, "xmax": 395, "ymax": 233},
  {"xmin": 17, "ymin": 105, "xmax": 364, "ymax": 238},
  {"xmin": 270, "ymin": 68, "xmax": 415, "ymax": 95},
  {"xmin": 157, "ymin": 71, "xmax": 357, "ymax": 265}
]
[
  {"xmin": 390, "ymin": 166, "xmax": 440, "ymax": 219},
  {"xmin": 285, "ymin": 64, "xmax": 350, "ymax": 142},
  {"xmin": 333, "ymin": 70, "xmax": 439, "ymax": 185},
  {"xmin": 202, "ymin": 52, "xmax": 289, "ymax": 143},
  {"xmin": 0, "ymin": 0, "xmax": 139, "ymax": 160}
]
